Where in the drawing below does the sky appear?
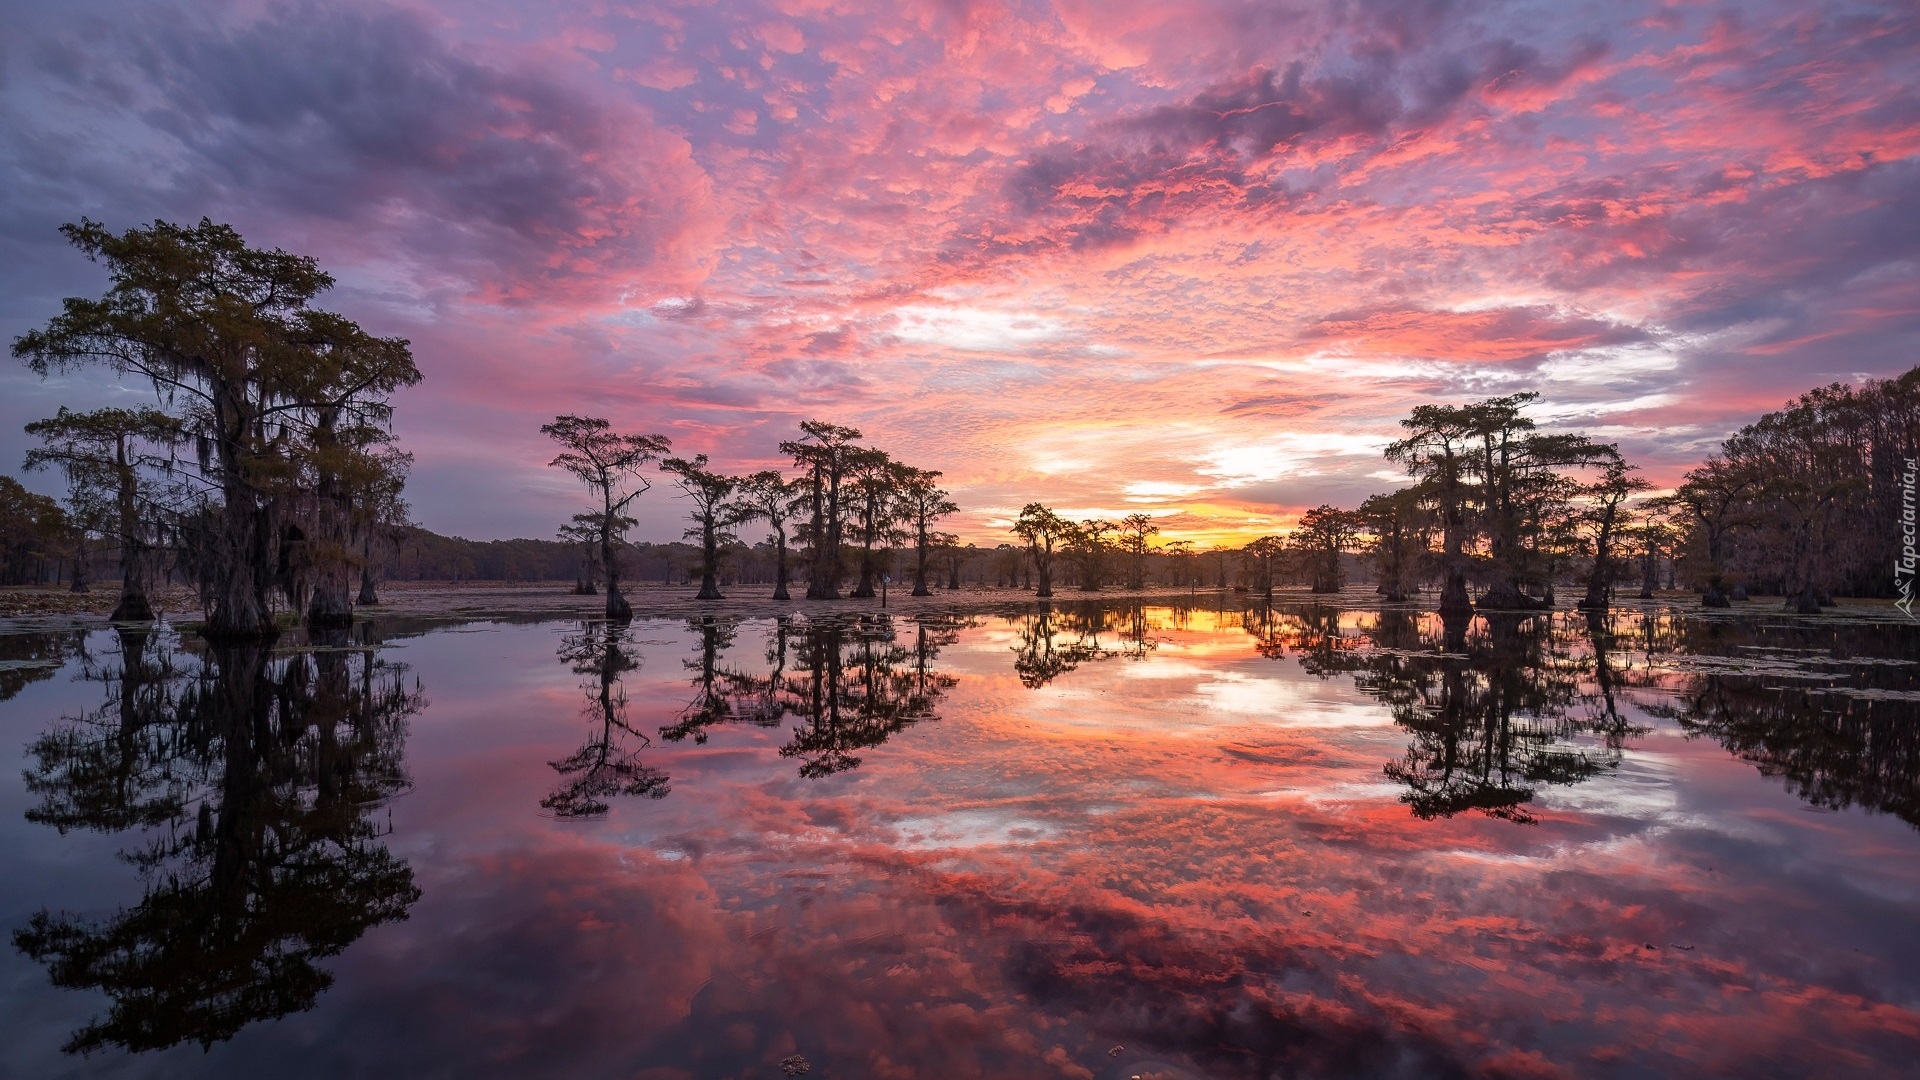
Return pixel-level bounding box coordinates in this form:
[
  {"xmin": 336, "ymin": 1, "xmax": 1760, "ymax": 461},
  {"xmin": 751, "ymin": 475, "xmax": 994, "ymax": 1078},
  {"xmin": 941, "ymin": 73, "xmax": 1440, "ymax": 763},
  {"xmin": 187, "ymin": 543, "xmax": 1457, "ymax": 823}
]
[{"xmin": 1, "ymin": 0, "xmax": 1916, "ymax": 545}]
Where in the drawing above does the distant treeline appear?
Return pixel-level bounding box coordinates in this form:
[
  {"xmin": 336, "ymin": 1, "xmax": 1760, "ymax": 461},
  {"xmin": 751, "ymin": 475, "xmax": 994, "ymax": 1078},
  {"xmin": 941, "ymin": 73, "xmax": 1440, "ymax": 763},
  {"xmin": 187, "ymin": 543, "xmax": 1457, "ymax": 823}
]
[{"xmin": 388, "ymin": 527, "xmax": 1029, "ymax": 589}]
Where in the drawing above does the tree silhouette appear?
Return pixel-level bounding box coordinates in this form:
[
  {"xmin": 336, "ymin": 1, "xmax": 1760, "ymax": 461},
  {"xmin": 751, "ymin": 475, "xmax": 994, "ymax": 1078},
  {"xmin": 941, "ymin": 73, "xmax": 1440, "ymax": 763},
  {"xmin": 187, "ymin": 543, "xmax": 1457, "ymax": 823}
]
[
  {"xmin": 1067, "ymin": 518, "xmax": 1116, "ymax": 592},
  {"xmin": 781, "ymin": 421, "xmax": 863, "ymax": 600},
  {"xmin": 1117, "ymin": 513, "xmax": 1160, "ymax": 591},
  {"xmin": 1243, "ymin": 535, "xmax": 1286, "ymax": 600},
  {"xmin": 735, "ymin": 471, "xmax": 803, "ymax": 600},
  {"xmin": 778, "ymin": 615, "xmax": 954, "ymax": 777},
  {"xmin": 659, "ymin": 453, "xmax": 741, "ymax": 601},
  {"xmin": 542, "ymin": 415, "xmax": 672, "ymax": 621},
  {"xmin": 544, "ymin": 622, "xmax": 671, "ymax": 817},
  {"xmin": 1575, "ymin": 451, "xmax": 1650, "ymax": 611},
  {"xmin": 15, "ymin": 219, "xmax": 420, "ymax": 638},
  {"xmin": 1356, "ymin": 488, "xmax": 1430, "ymax": 602},
  {"xmin": 1386, "ymin": 403, "xmax": 1478, "ymax": 616},
  {"xmin": 845, "ymin": 449, "xmax": 899, "ymax": 599},
  {"xmin": 1291, "ymin": 506, "xmax": 1360, "ymax": 594},
  {"xmin": 897, "ymin": 467, "xmax": 958, "ymax": 597},
  {"xmin": 24, "ymin": 407, "xmax": 184, "ymax": 619},
  {"xmin": 13, "ymin": 629, "xmax": 423, "ymax": 1053},
  {"xmin": 1012, "ymin": 504, "xmax": 1070, "ymax": 599}
]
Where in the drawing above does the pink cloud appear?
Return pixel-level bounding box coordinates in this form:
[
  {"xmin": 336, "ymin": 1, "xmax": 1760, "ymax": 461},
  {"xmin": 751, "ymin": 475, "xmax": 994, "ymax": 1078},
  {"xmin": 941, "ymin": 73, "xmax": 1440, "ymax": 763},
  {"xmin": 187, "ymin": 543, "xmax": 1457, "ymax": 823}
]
[{"xmin": 0, "ymin": 0, "xmax": 1915, "ymax": 542}]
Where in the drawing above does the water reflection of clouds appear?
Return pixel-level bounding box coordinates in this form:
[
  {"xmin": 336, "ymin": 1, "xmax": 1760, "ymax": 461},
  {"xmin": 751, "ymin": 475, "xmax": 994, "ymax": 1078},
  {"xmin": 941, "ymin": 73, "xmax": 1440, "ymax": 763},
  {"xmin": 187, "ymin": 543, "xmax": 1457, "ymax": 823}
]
[
  {"xmin": 892, "ymin": 810, "xmax": 1058, "ymax": 850},
  {"xmin": 2, "ymin": 604, "xmax": 1918, "ymax": 1077}
]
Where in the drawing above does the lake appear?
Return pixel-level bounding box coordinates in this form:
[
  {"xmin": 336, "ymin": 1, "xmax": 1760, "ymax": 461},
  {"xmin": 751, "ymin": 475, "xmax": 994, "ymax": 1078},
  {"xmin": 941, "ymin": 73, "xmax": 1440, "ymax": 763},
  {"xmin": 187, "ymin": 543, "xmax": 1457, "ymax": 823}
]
[{"xmin": 1, "ymin": 598, "xmax": 1917, "ymax": 1078}]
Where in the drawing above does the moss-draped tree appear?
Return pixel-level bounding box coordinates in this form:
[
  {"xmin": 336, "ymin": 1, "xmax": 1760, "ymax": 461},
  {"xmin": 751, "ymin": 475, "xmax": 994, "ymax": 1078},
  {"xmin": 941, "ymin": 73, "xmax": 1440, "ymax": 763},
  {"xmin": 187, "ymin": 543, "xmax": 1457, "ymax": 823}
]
[{"xmin": 13, "ymin": 219, "xmax": 419, "ymax": 637}]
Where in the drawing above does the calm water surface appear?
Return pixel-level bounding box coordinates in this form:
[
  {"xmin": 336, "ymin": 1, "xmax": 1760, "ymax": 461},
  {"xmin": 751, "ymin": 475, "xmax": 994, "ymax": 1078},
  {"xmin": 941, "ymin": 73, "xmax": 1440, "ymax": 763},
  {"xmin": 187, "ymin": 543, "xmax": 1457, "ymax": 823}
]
[{"xmin": 1, "ymin": 600, "xmax": 1917, "ymax": 1079}]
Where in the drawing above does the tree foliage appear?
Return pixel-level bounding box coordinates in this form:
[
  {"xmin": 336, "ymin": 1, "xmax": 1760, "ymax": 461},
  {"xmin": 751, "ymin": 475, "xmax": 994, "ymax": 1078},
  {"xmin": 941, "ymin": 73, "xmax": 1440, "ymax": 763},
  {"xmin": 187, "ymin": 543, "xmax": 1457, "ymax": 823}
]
[{"xmin": 12, "ymin": 219, "xmax": 419, "ymax": 636}]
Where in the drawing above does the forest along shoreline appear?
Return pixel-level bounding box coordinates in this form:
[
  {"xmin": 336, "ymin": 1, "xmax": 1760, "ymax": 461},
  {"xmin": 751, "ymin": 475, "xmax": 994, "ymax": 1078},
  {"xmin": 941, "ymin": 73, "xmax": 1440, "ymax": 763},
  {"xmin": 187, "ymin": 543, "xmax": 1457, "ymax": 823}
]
[{"xmin": 4, "ymin": 580, "xmax": 1915, "ymax": 627}]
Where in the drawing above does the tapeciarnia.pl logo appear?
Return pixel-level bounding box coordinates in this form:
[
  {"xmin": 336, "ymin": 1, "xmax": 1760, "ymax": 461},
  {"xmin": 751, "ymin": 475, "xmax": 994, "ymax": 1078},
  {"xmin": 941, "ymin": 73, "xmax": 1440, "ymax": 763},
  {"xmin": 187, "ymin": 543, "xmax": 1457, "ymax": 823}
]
[{"xmin": 1899, "ymin": 456, "xmax": 1917, "ymax": 619}]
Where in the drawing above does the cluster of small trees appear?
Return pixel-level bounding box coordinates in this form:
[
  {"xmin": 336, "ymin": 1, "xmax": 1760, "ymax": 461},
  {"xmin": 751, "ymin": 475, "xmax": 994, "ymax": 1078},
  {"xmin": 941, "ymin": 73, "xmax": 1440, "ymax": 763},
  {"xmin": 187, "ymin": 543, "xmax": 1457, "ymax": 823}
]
[
  {"xmin": 1356, "ymin": 391, "xmax": 1643, "ymax": 614},
  {"xmin": 543, "ymin": 417, "xmax": 958, "ymax": 620},
  {"xmin": 1007, "ymin": 507, "xmax": 1165, "ymax": 598},
  {"xmin": 1338, "ymin": 372, "xmax": 1920, "ymax": 614},
  {"xmin": 1008, "ymin": 393, "xmax": 1653, "ymax": 614},
  {"xmin": 9, "ymin": 219, "xmax": 418, "ymax": 636}
]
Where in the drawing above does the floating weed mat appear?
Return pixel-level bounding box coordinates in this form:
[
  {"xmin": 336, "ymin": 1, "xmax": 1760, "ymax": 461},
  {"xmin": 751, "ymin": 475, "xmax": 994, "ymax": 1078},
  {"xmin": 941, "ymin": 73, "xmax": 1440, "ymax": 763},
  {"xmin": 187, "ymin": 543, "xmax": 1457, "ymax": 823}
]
[
  {"xmin": 268, "ymin": 644, "xmax": 403, "ymax": 656},
  {"xmin": 1643, "ymin": 653, "xmax": 1835, "ymax": 676},
  {"xmin": 1365, "ymin": 646, "xmax": 1473, "ymax": 660},
  {"xmin": 1813, "ymin": 686, "xmax": 1920, "ymax": 702},
  {"xmin": 1725, "ymin": 647, "xmax": 1913, "ymax": 666}
]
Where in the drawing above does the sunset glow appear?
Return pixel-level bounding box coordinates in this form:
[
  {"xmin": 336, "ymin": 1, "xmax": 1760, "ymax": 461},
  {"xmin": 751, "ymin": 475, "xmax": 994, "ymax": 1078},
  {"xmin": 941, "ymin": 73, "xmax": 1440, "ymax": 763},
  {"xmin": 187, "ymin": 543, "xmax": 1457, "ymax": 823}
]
[{"xmin": 2, "ymin": 0, "xmax": 1916, "ymax": 544}]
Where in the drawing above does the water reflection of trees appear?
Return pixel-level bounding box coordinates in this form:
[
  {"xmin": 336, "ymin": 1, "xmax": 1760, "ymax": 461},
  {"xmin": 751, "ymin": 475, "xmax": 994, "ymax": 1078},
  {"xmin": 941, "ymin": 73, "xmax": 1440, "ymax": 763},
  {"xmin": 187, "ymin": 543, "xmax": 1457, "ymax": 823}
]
[
  {"xmin": 1008, "ymin": 600, "xmax": 1182, "ymax": 686},
  {"xmin": 657, "ymin": 614, "xmax": 962, "ymax": 778},
  {"xmin": 1240, "ymin": 603, "xmax": 1366, "ymax": 665},
  {"xmin": 546, "ymin": 621, "xmax": 671, "ymax": 818},
  {"xmin": 0, "ymin": 627, "xmax": 88, "ymax": 701},
  {"xmin": 1649, "ymin": 619, "xmax": 1920, "ymax": 830},
  {"xmin": 13, "ymin": 627, "xmax": 423, "ymax": 1054},
  {"xmin": 780, "ymin": 615, "xmax": 957, "ymax": 777},
  {"xmin": 1304, "ymin": 610, "xmax": 1646, "ymax": 824},
  {"xmin": 1012, "ymin": 604, "xmax": 1109, "ymax": 688},
  {"xmin": 659, "ymin": 615, "xmax": 772, "ymax": 743},
  {"xmin": 544, "ymin": 601, "xmax": 1920, "ymax": 835}
]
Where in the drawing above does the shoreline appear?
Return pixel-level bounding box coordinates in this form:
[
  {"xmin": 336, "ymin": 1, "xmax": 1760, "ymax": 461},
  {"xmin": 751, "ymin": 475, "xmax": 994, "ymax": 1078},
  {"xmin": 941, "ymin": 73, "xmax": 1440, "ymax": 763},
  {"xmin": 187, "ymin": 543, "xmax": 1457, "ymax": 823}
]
[{"xmin": 3, "ymin": 580, "xmax": 1916, "ymax": 631}]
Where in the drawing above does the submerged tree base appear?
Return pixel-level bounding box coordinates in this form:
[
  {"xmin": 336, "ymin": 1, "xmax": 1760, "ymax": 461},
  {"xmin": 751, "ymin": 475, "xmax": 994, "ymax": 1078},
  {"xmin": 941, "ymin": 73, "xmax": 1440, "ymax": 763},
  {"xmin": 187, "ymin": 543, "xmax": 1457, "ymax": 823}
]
[
  {"xmin": 198, "ymin": 625, "xmax": 284, "ymax": 643},
  {"xmin": 306, "ymin": 606, "xmax": 355, "ymax": 631},
  {"xmin": 109, "ymin": 592, "xmax": 154, "ymax": 622},
  {"xmin": 1477, "ymin": 580, "xmax": 1553, "ymax": 611}
]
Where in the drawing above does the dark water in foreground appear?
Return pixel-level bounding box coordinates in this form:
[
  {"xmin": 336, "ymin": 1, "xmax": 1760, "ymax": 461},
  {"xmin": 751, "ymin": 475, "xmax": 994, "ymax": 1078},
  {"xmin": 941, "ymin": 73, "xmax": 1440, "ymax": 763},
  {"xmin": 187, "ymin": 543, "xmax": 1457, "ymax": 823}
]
[{"xmin": 1, "ymin": 600, "xmax": 1917, "ymax": 1079}]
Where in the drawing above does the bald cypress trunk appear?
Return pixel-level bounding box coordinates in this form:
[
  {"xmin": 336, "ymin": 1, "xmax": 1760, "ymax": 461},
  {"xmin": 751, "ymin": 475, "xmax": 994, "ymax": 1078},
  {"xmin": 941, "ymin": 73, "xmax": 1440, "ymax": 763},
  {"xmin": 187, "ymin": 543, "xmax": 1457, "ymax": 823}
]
[
  {"xmin": 603, "ymin": 520, "xmax": 631, "ymax": 622},
  {"xmin": 105, "ymin": 439, "xmax": 158, "ymax": 620},
  {"xmin": 772, "ymin": 528, "xmax": 790, "ymax": 601},
  {"xmin": 206, "ymin": 383, "xmax": 278, "ymax": 640},
  {"xmin": 305, "ymin": 409, "xmax": 354, "ymax": 632},
  {"xmin": 695, "ymin": 516, "xmax": 724, "ymax": 601}
]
